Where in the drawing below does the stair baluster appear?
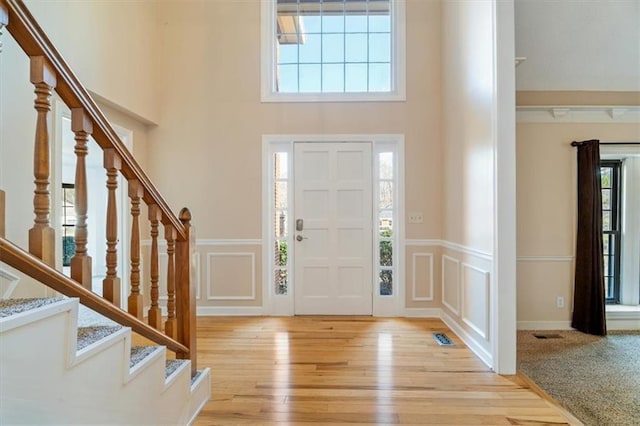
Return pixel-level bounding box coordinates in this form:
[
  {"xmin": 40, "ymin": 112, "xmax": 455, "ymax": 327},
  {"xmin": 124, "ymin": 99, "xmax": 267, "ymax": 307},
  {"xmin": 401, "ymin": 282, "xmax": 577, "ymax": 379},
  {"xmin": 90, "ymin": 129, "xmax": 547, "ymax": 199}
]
[
  {"xmin": 147, "ymin": 204, "xmax": 162, "ymax": 329},
  {"xmin": 28, "ymin": 57, "xmax": 57, "ymax": 266},
  {"xmin": 128, "ymin": 180, "xmax": 143, "ymax": 318},
  {"xmin": 164, "ymin": 226, "xmax": 177, "ymax": 339},
  {"xmin": 69, "ymin": 108, "xmax": 93, "ymax": 289},
  {"xmin": 2, "ymin": 0, "xmax": 198, "ymax": 379},
  {"xmin": 103, "ymin": 149, "xmax": 121, "ymax": 306}
]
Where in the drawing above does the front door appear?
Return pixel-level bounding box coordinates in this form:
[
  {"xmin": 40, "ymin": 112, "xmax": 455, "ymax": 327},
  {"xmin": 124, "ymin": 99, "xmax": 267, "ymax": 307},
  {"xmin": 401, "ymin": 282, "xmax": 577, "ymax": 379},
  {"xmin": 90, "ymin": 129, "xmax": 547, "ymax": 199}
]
[{"xmin": 293, "ymin": 142, "xmax": 373, "ymax": 315}]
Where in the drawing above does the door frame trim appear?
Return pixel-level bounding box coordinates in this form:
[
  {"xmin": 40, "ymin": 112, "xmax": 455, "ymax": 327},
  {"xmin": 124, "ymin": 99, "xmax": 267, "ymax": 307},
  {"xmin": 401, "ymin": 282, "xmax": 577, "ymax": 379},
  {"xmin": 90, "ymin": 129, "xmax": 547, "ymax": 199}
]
[{"xmin": 262, "ymin": 134, "xmax": 405, "ymax": 316}]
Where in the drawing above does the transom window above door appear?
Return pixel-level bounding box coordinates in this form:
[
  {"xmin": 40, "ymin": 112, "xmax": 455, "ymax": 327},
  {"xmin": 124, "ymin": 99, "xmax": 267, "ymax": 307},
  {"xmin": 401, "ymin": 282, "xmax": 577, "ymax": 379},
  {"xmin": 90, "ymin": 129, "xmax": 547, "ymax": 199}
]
[{"xmin": 261, "ymin": 0, "xmax": 406, "ymax": 102}]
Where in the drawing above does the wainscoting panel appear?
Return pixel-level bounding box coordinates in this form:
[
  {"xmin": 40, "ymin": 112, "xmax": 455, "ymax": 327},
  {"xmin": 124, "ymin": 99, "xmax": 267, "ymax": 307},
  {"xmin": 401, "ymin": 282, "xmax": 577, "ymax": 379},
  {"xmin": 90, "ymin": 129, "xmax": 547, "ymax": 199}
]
[
  {"xmin": 0, "ymin": 266, "xmax": 20, "ymax": 299},
  {"xmin": 442, "ymin": 255, "xmax": 460, "ymax": 315},
  {"xmin": 206, "ymin": 252, "xmax": 256, "ymax": 301},
  {"xmin": 461, "ymin": 263, "xmax": 491, "ymax": 341},
  {"xmin": 158, "ymin": 253, "xmax": 201, "ymax": 301},
  {"xmin": 143, "ymin": 239, "xmax": 263, "ymax": 308},
  {"xmin": 412, "ymin": 253, "xmax": 434, "ymax": 301}
]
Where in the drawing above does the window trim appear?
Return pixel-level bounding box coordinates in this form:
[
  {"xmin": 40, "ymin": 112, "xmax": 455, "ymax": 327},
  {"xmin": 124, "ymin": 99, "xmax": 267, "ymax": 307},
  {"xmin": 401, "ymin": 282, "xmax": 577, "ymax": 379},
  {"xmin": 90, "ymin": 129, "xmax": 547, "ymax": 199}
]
[
  {"xmin": 601, "ymin": 160, "xmax": 622, "ymax": 304},
  {"xmin": 260, "ymin": 0, "xmax": 406, "ymax": 103}
]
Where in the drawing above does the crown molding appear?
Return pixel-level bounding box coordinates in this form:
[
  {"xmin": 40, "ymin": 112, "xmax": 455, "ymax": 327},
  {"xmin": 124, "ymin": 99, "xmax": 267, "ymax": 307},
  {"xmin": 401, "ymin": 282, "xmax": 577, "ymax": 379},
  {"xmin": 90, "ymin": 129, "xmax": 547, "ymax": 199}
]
[{"xmin": 517, "ymin": 105, "xmax": 640, "ymax": 123}]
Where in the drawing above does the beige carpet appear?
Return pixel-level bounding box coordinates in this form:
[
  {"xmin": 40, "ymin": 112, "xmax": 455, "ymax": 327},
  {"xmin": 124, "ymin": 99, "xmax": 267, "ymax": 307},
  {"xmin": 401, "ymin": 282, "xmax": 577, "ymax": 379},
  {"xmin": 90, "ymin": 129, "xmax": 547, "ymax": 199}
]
[{"xmin": 518, "ymin": 330, "xmax": 640, "ymax": 426}]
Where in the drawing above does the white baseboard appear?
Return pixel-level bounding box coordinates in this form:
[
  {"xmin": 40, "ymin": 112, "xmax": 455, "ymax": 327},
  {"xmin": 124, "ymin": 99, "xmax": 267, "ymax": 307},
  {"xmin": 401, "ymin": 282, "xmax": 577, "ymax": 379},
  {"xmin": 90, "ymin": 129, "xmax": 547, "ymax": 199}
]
[
  {"xmin": 440, "ymin": 310, "xmax": 493, "ymax": 369},
  {"xmin": 517, "ymin": 321, "xmax": 573, "ymax": 330},
  {"xmin": 196, "ymin": 306, "xmax": 264, "ymax": 316},
  {"xmin": 519, "ymin": 317, "xmax": 640, "ymax": 331},
  {"xmin": 608, "ymin": 319, "xmax": 640, "ymax": 330},
  {"xmin": 403, "ymin": 308, "xmax": 441, "ymax": 318},
  {"xmin": 607, "ymin": 311, "xmax": 640, "ymax": 330}
]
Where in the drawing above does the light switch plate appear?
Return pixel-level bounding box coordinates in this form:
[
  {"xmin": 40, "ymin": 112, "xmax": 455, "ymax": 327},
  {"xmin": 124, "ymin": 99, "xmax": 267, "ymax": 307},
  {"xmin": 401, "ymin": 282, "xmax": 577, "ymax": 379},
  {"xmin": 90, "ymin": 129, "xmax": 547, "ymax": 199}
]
[{"xmin": 408, "ymin": 212, "xmax": 423, "ymax": 223}]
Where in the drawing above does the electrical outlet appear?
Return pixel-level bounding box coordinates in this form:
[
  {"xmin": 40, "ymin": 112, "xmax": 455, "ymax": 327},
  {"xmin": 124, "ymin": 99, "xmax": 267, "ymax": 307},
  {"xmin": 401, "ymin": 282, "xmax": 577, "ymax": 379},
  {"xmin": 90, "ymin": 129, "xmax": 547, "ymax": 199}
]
[
  {"xmin": 556, "ymin": 296, "xmax": 564, "ymax": 308},
  {"xmin": 408, "ymin": 212, "xmax": 423, "ymax": 223}
]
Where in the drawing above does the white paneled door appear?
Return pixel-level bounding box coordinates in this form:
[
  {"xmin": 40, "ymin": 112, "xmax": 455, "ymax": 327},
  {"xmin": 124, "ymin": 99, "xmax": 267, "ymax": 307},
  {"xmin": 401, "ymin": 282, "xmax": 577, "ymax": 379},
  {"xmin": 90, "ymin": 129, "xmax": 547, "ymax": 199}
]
[{"xmin": 294, "ymin": 142, "xmax": 373, "ymax": 315}]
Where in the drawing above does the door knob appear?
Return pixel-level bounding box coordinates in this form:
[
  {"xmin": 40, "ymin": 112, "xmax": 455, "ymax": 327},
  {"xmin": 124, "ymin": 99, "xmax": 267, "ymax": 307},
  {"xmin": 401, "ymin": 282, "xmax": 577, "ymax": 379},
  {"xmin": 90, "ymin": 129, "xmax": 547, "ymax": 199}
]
[{"xmin": 296, "ymin": 235, "xmax": 307, "ymax": 242}]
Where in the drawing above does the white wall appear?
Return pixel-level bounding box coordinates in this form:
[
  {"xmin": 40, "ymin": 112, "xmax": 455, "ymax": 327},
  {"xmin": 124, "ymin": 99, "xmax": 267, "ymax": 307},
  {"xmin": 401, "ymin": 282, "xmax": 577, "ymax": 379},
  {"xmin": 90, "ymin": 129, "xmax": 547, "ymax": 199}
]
[
  {"xmin": 441, "ymin": 0, "xmax": 515, "ymax": 372},
  {"xmin": 515, "ymin": 0, "xmax": 640, "ymax": 92}
]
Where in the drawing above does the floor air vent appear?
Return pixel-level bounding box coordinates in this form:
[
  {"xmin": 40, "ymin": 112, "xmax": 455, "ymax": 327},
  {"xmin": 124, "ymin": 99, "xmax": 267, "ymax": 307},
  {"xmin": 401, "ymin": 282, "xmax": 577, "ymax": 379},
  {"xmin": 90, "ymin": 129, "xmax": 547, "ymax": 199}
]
[
  {"xmin": 433, "ymin": 333, "xmax": 454, "ymax": 346},
  {"xmin": 533, "ymin": 333, "xmax": 563, "ymax": 339}
]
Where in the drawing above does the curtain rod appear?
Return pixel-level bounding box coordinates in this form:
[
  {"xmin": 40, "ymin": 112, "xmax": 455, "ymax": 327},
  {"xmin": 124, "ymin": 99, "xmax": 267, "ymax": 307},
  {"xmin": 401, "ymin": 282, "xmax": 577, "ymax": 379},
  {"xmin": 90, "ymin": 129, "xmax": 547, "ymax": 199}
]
[{"xmin": 571, "ymin": 141, "xmax": 640, "ymax": 147}]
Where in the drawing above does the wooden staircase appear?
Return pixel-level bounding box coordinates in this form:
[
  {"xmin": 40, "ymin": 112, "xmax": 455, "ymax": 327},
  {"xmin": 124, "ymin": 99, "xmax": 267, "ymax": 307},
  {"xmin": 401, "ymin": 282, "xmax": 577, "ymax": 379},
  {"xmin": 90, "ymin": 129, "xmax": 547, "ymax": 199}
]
[
  {"xmin": 0, "ymin": 0, "xmax": 210, "ymax": 423},
  {"xmin": 0, "ymin": 297, "xmax": 210, "ymax": 425}
]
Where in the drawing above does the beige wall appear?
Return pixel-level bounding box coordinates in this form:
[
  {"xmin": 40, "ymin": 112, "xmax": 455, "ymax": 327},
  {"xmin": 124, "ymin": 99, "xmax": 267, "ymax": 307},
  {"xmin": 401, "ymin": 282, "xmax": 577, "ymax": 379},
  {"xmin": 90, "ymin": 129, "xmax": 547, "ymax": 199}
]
[
  {"xmin": 148, "ymin": 0, "xmax": 443, "ymax": 308},
  {"xmin": 149, "ymin": 0, "xmax": 442, "ymax": 240},
  {"xmin": 440, "ymin": 0, "xmax": 498, "ymax": 359},
  {"xmin": 23, "ymin": 0, "xmax": 160, "ymax": 123},
  {"xmin": 516, "ymin": 119, "xmax": 640, "ymax": 325},
  {"xmin": 441, "ymin": 0, "xmax": 495, "ymax": 253}
]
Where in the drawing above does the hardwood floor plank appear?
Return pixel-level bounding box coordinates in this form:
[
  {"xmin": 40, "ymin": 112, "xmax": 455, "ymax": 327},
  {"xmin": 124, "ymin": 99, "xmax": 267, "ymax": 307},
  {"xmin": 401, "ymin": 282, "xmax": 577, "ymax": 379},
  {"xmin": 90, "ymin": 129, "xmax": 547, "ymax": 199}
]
[{"xmin": 193, "ymin": 317, "xmax": 577, "ymax": 425}]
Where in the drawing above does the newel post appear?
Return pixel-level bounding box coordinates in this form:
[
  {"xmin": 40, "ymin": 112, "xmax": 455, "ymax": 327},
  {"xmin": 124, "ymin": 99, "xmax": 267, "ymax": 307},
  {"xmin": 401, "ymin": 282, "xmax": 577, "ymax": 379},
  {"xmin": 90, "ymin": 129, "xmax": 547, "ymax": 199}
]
[
  {"xmin": 175, "ymin": 208, "xmax": 197, "ymax": 375},
  {"xmin": 28, "ymin": 57, "xmax": 57, "ymax": 266}
]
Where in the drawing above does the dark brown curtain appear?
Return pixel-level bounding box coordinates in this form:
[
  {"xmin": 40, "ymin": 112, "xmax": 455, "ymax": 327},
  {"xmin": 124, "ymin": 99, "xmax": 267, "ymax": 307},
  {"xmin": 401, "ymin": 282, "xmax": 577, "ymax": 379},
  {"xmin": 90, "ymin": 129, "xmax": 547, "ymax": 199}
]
[{"xmin": 571, "ymin": 139, "xmax": 607, "ymax": 335}]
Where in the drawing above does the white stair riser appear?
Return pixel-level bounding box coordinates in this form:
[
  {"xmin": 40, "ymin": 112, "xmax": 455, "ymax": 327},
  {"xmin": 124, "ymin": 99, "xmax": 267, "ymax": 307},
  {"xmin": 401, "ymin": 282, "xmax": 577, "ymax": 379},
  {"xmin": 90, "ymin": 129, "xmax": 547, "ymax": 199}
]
[{"xmin": 0, "ymin": 299, "xmax": 210, "ymax": 425}]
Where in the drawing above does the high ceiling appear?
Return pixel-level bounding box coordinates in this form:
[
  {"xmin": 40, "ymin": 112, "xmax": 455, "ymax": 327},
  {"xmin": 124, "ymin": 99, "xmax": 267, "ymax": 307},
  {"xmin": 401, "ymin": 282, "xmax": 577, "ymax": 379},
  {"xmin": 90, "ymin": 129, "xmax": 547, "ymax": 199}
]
[{"xmin": 515, "ymin": 0, "xmax": 640, "ymax": 92}]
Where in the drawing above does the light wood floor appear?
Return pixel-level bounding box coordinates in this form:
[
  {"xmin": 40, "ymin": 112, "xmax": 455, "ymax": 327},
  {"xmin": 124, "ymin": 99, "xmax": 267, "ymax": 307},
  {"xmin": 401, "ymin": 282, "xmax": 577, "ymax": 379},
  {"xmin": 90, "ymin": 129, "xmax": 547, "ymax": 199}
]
[{"xmin": 193, "ymin": 317, "xmax": 576, "ymax": 425}]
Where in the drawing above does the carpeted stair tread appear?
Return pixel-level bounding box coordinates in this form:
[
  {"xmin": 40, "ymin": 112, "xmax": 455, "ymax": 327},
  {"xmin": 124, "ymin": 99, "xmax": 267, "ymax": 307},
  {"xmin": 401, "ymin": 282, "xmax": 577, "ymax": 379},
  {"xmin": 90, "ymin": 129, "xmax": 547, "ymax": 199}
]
[
  {"xmin": 191, "ymin": 370, "xmax": 204, "ymax": 385},
  {"xmin": 77, "ymin": 325, "xmax": 123, "ymax": 350},
  {"xmin": 0, "ymin": 297, "xmax": 65, "ymax": 318},
  {"xmin": 130, "ymin": 346, "xmax": 157, "ymax": 368},
  {"xmin": 165, "ymin": 359, "xmax": 188, "ymax": 378}
]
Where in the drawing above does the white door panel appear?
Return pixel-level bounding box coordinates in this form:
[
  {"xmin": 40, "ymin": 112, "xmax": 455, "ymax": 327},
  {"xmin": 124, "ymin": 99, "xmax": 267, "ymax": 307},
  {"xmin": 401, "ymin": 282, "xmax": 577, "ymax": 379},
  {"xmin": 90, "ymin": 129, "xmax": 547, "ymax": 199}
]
[{"xmin": 294, "ymin": 142, "xmax": 372, "ymax": 315}]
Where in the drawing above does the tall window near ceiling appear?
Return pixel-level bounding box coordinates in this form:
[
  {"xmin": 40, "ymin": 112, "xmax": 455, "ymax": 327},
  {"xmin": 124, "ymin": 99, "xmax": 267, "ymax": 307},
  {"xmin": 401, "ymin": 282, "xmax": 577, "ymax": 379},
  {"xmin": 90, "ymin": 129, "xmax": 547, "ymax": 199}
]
[
  {"xmin": 262, "ymin": 0, "xmax": 406, "ymax": 101},
  {"xmin": 601, "ymin": 160, "xmax": 622, "ymax": 303},
  {"xmin": 273, "ymin": 152, "xmax": 291, "ymax": 295}
]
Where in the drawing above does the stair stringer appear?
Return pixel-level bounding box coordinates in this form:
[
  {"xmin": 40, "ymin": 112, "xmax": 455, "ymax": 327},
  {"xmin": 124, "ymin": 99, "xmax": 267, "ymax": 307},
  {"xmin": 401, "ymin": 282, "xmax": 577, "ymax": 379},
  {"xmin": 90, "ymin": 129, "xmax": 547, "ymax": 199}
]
[{"xmin": 0, "ymin": 298, "xmax": 210, "ymax": 425}]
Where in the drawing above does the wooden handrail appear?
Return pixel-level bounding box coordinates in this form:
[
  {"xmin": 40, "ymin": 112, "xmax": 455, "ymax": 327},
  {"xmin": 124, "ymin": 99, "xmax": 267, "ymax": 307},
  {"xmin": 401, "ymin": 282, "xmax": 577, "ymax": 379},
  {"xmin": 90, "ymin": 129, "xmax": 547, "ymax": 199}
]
[
  {"xmin": 0, "ymin": 237, "xmax": 190, "ymax": 356},
  {"xmin": 2, "ymin": 0, "xmax": 197, "ymax": 373},
  {"xmin": 1, "ymin": 0, "xmax": 185, "ymax": 240}
]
